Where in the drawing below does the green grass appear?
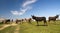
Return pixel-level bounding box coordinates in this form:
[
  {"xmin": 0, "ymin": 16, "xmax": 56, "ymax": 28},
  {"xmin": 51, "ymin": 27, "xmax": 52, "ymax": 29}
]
[
  {"xmin": 20, "ymin": 21, "xmax": 60, "ymax": 33},
  {"xmin": 0, "ymin": 26, "xmax": 16, "ymax": 33},
  {"xmin": 0, "ymin": 21, "xmax": 60, "ymax": 33}
]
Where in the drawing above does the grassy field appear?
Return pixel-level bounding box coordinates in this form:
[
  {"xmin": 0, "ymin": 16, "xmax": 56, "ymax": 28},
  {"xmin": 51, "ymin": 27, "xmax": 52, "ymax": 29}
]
[{"xmin": 0, "ymin": 21, "xmax": 60, "ymax": 33}]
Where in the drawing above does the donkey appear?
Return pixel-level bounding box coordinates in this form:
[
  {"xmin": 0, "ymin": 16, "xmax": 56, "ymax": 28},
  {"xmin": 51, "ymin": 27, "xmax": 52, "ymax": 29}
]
[
  {"xmin": 5, "ymin": 19, "xmax": 11, "ymax": 24},
  {"xmin": 31, "ymin": 15, "xmax": 47, "ymax": 26},
  {"xmin": 48, "ymin": 15, "xmax": 59, "ymax": 22},
  {"xmin": 16, "ymin": 19, "xmax": 22, "ymax": 24}
]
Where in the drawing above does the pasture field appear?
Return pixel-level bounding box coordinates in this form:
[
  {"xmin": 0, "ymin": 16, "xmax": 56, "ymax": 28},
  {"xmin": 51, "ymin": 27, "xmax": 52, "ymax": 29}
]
[{"xmin": 0, "ymin": 20, "xmax": 60, "ymax": 33}]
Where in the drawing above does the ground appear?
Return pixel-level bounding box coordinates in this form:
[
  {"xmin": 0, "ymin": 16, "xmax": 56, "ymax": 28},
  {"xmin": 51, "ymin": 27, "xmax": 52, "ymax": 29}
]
[{"xmin": 0, "ymin": 21, "xmax": 60, "ymax": 33}]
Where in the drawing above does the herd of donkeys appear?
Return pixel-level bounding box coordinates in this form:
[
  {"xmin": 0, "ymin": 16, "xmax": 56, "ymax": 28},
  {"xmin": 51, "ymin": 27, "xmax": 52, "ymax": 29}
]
[{"xmin": 0, "ymin": 15, "xmax": 59, "ymax": 25}]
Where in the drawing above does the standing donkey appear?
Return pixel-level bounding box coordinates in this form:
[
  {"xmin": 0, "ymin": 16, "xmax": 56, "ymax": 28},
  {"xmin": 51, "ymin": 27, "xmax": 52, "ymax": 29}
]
[
  {"xmin": 48, "ymin": 15, "xmax": 59, "ymax": 23},
  {"xmin": 31, "ymin": 15, "xmax": 47, "ymax": 26}
]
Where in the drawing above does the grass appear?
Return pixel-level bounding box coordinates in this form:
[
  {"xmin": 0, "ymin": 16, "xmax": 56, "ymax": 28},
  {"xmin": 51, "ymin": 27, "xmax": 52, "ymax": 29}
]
[
  {"xmin": 0, "ymin": 21, "xmax": 60, "ymax": 33},
  {"xmin": 20, "ymin": 21, "xmax": 60, "ymax": 33},
  {"xmin": 0, "ymin": 26, "xmax": 16, "ymax": 33},
  {"xmin": 0, "ymin": 22, "xmax": 4, "ymax": 28}
]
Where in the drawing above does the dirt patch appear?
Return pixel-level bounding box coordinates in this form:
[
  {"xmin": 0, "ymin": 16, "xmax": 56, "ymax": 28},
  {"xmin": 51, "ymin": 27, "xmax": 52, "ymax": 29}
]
[
  {"xmin": 0, "ymin": 25, "xmax": 10, "ymax": 30},
  {"xmin": 11, "ymin": 23, "xmax": 17, "ymax": 26},
  {"xmin": 0, "ymin": 22, "xmax": 18, "ymax": 30}
]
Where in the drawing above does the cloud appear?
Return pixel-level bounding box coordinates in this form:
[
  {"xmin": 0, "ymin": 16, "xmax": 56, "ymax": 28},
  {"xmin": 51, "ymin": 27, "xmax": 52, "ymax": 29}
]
[
  {"xmin": 11, "ymin": 11, "xmax": 20, "ymax": 15},
  {"xmin": 11, "ymin": 6, "xmax": 32, "ymax": 15},
  {"xmin": 11, "ymin": 0, "xmax": 37, "ymax": 15},
  {"xmin": 23, "ymin": 0, "xmax": 37, "ymax": 7},
  {"xmin": 11, "ymin": 9, "xmax": 27, "ymax": 15}
]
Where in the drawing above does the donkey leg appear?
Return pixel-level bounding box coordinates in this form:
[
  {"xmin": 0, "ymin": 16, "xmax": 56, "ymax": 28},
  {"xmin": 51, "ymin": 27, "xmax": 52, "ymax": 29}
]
[
  {"xmin": 37, "ymin": 21, "xmax": 39, "ymax": 26},
  {"xmin": 44, "ymin": 21, "xmax": 47, "ymax": 25},
  {"xmin": 16, "ymin": 21, "xmax": 18, "ymax": 24},
  {"xmin": 48, "ymin": 20, "xmax": 50, "ymax": 22},
  {"xmin": 48, "ymin": 20, "xmax": 50, "ymax": 24},
  {"xmin": 5, "ymin": 22, "xmax": 7, "ymax": 24},
  {"xmin": 44, "ymin": 22, "xmax": 47, "ymax": 26},
  {"xmin": 29, "ymin": 20, "xmax": 31, "ymax": 24}
]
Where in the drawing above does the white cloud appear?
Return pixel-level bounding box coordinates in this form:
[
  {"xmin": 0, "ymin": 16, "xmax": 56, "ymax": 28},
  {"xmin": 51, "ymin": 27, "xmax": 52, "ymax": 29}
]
[
  {"xmin": 23, "ymin": 0, "xmax": 37, "ymax": 7},
  {"xmin": 11, "ymin": 11, "xmax": 20, "ymax": 15},
  {"xmin": 11, "ymin": 9, "xmax": 27, "ymax": 15},
  {"xmin": 11, "ymin": 6, "xmax": 32, "ymax": 15},
  {"xmin": 11, "ymin": 0, "xmax": 37, "ymax": 15}
]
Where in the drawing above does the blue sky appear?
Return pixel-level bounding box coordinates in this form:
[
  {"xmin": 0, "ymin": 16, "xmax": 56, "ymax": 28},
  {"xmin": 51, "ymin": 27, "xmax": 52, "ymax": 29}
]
[{"xmin": 0, "ymin": 0, "xmax": 60, "ymax": 20}]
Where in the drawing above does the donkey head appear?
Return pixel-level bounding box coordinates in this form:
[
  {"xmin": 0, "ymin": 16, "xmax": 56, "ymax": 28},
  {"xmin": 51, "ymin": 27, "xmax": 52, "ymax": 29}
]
[
  {"xmin": 55, "ymin": 15, "xmax": 59, "ymax": 18},
  {"xmin": 31, "ymin": 15, "xmax": 36, "ymax": 19}
]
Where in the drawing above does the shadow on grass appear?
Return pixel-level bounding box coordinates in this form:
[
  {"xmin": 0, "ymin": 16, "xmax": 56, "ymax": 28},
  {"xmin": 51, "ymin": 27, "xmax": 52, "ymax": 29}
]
[
  {"xmin": 28, "ymin": 23, "xmax": 48, "ymax": 26},
  {"xmin": 36, "ymin": 25, "xmax": 48, "ymax": 26}
]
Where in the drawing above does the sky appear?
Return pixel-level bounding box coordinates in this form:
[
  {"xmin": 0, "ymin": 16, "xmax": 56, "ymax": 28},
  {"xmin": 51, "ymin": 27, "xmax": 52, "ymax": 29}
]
[{"xmin": 0, "ymin": 0, "xmax": 60, "ymax": 20}]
